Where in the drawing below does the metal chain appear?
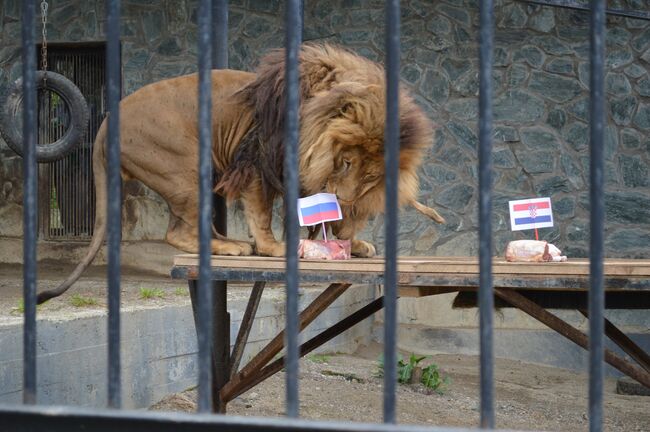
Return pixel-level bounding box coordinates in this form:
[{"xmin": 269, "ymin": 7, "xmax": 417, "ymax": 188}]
[{"xmin": 40, "ymin": 0, "xmax": 48, "ymax": 72}]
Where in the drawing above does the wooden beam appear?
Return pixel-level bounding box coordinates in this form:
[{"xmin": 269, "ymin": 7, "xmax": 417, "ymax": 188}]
[
  {"xmin": 230, "ymin": 281, "xmax": 266, "ymax": 378},
  {"xmin": 494, "ymin": 288, "xmax": 650, "ymax": 389},
  {"xmin": 579, "ymin": 309, "xmax": 650, "ymax": 373},
  {"xmin": 220, "ymin": 283, "xmax": 351, "ymax": 402},
  {"xmin": 225, "ymin": 296, "xmax": 385, "ymax": 402}
]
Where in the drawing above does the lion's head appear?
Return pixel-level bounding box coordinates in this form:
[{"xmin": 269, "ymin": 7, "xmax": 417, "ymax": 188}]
[{"xmin": 218, "ymin": 44, "xmax": 433, "ymax": 230}]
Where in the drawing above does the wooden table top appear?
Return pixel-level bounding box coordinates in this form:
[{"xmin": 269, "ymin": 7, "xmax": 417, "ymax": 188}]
[{"xmin": 171, "ymin": 255, "xmax": 650, "ymax": 291}]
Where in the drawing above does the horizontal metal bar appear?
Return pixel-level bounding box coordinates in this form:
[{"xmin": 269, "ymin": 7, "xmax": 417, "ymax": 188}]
[
  {"xmin": 517, "ymin": 0, "xmax": 650, "ymax": 20},
  {"xmin": 0, "ymin": 404, "xmax": 478, "ymax": 432}
]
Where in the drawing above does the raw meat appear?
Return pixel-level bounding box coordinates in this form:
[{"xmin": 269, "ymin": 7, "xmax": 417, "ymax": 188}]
[
  {"xmin": 505, "ymin": 240, "xmax": 567, "ymax": 262},
  {"xmin": 298, "ymin": 239, "xmax": 351, "ymax": 260}
]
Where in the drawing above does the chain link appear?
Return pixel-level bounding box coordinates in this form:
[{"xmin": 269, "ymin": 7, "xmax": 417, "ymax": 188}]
[{"xmin": 40, "ymin": 0, "xmax": 48, "ymax": 72}]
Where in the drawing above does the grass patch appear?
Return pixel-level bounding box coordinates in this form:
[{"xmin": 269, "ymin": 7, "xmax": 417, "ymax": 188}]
[
  {"xmin": 174, "ymin": 287, "xmax": 188, "ymax": 296},
  {"xmin": 307, "ymin": 354, "xmax": 331, "ymax": 364},
  {"xmin": 139, "ymin": 287, "xmax": 166, "ymax": 300},
  {"xmin": 70, "ymin": 294, "xmax": 98, "ymax": 307},
  {"xmin": 12, "ymin": 300, "xmax": 44, "ymax": 315}
]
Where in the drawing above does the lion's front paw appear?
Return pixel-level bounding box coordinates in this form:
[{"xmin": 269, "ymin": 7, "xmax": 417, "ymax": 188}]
[
  {"xmin": 256, "ymin": 241, "xmax": 286, "ymax": 257},
  {"xmin": 351, "ymin": 240, "xmax": 376, "ymax": 258},
  {"xmin": 211, "ymin": 239, "xmax": 254, "ymax": 256}
]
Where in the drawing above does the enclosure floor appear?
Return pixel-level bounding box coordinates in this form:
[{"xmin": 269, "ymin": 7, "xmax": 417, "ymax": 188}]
[{"xmin": 152, "ymin": 343, "xmax": 650, "ymax": 432}]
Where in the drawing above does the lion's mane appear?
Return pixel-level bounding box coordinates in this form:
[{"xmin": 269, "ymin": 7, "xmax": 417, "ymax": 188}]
[{"xmin": 217, "ymin": 43, "xmax": 433, "ymax": 220}]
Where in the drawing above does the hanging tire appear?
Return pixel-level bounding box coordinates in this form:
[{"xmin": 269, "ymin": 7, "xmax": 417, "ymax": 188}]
[{"xmin": 0, "ymin": 70, "xmax": 90, "ymax": 163}]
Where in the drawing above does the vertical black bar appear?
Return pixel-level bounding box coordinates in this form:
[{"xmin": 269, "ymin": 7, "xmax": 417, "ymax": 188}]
[
  {"xmin": 106, "ymin": 0, "xmax": 122, "ymax": 409},
  {"xmin": 210, "ymin": 0, "xmax": 229, "ymax": 413},
  {"xmin": 383, "ymin": 0, "xmax": 399, "ymax": 424},
  {"xmin": 478, "ymin": 0, "xmax": 495, "ymax": 428},
  {"xmin": 284, "ymin": 0, "xmax": 302, "ymax": 419},
  {"xmin": 589, "ymin": 1, "xmax": 605, "ymax": 431},
  {"xmin": 197, "ymin": 0, "xmax": 214, "ymax": 414},
  {"xmin": 211, "ymin": 0, "xmax": 228, "ymax": 233},
  {"xmin": 21, "ymin": 0, "xmax": 37, "ymax": 406}
]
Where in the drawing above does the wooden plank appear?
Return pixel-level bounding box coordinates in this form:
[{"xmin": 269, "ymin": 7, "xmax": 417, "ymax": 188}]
[
  {"xmin": 172, "ymin": 265, "xmax": 650, "ymax": 292},
  {"xmin": 173, "ymin": 254, "xmax": 650, "ymax": 277}
]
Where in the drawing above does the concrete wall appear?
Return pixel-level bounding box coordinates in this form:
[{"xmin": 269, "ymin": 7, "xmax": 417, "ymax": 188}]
[
  {"xmin": 1, "ymin": 0, "xmax": 649, "ymax": 258},
  {"xmin": 0, "ymin": 284, "xmax": 375, "ymax": 408}
]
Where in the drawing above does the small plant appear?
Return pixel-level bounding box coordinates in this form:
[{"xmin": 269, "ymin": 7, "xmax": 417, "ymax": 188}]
[
  {"xmin": 12, "ymin": 300, "xmax": 44, "ymax": 315},
  {"xmin": 174, "ymin": 287, "xmax": 188, "ymax": 296},
  {"xmin": 376, "ymin": 353, "xmax": 449, "ymax": 393},
  {"xmin": 70, "ymin": 294, "xmax": 98, "ymax": 307},
  {"xmin": 398, "ymin": 354, "xmax": 427, "ymax": 384},
  {"xmin": 421, "ymin": 362, "xmax": 449, "ymax": 393},
  {"xmin": 307, "ymin": 354, "xmax": 331, "ymax": 364},
  {"xmin": 139, "ymin": 287, "xmax": 165, "ymax": 300}
]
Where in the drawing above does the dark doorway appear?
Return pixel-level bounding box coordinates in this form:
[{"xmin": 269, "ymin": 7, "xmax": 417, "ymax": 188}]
[{"xmin": 38, "ymin": 43, "xmax": 106, "ymax": 240}]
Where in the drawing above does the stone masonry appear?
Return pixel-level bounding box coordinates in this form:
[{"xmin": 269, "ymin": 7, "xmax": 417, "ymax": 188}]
[{"xmin": 1, "ymin": 0, "xmax": 648, "ymax": 258}]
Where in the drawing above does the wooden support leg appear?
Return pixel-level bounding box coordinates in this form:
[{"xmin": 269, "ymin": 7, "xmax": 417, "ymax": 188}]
[
  {"xmin": 494, "ymin": 288, "xmax": 650, "ymax": 388},
  {"xmin": 225, "ymin": 296, "xmax": 385, "ymax": 402},
  {"xmin": 579, "ymin": 309, "xmax": 650, "ymax": 373},
  {"xmin": 221, "ymin": 283, "xmax": 351, "ymax": 402},
  {"xmin": 212, "ymin": 280, "xmax": 230, "ymax": 413},
  {"xmin": 188, "ymin": 280, "xmax": 230, "ymax": 413},
  {"xmin": 230, "ymin": 281, "xmax": 266, "ymax": 378}
]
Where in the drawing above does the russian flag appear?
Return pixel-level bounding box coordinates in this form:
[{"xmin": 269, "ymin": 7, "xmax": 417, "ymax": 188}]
[
  {"xmin": 508, "ymin": 197, "xmax": 553, "ymax": 231},
  {"xmin": 297, "ymin": 193, "xmax": 343, "ymax": 226}
]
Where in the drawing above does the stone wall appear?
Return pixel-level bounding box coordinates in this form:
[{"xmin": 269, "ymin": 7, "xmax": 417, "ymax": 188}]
[{"xmin": 1, "ymin": 0, "xmax": 648, "ymax": 258}]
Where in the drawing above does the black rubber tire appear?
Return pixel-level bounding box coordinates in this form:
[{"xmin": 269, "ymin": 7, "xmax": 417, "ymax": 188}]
[{"xmin": 0, "ymin": 70, "xmax": 89, "ymax": 162}]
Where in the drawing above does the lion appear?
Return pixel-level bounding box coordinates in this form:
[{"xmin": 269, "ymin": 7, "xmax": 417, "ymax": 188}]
[{"xmin": 37, "ymin": 44, "xmax": 444, "ymax": 304}]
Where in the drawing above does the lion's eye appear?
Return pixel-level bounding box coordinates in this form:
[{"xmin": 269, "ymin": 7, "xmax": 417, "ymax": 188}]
[{"xmin": 343, "ymin": 159, "xmax": 351, "ymax": 171}]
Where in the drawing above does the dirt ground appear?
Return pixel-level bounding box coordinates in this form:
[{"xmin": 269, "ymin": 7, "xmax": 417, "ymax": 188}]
[
  {"xmin": 151, "ymin": 345, "xmax": 649, "ymax": 431},
  {"xmin": 2, "ymin": 263, "xmax": 648, "ymax": 431}
]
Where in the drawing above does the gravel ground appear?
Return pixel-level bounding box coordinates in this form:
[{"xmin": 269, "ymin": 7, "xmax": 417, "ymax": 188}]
[{"xmin": 152, "ymin": 343, "xmax": 650, "ymax": 431}]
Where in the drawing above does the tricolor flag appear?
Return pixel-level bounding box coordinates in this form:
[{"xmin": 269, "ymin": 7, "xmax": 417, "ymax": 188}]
[
  {"xmin": 509, "ymin": 197, "xmax": 553, "ymax": 231},
  {"xmin": 297, "ymin": 193, "xmax": 343, "ymax": 227}
]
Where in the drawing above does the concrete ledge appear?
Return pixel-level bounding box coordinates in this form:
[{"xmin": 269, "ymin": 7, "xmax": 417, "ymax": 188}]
[
  {"xmin": 0, "ymin": 238, "xmax": 181, "ymax": 276},
  {"xmin": 0, "ymin": 285, "xmax": 375, "ymax": 408}
]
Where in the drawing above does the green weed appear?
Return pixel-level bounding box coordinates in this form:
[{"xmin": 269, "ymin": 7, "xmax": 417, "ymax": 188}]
[
  {"xmin": 307, "ymin": 354, "xmax": 331, "ymax": 364},
  {"xmin": 70, "ymin": 294, "xmax": 98, "ymax": 307},
  {"xmin": 174, "ymin": 287, "xmax": 188, "ymax": 296},
  {"xmin": 377, "ymin": 353, "xmax": 449, "ymax": 393},
  {"xmin": 139, "ymin": 287, "xmax": 165, "ymax": 300}
]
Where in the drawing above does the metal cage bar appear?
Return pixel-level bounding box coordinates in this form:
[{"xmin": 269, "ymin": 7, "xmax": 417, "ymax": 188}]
[
  {"xmin": 106, "ymin": 0, "xmax": 122, "ymax": 409},
  {"xmin": 284, "ymin": 0, "xmax": 302, "ymax": 418},
  {"xmin": 382, "ymin": 0, "xmax": 400, "ymax": 424},
  {"xmin": 21, "ymin": 0, "xmax": 38, "ymax": 407},
  {"xmin": 588, "ymin": 1, "xmax": 606, "ymax": 431},
  {"xmin": 478, "ymin": 0, "xmax": 495, "ymax": 428},
  {"xmin": 197, "ymin": 0, "xmax": 215, "ymax": 413}
]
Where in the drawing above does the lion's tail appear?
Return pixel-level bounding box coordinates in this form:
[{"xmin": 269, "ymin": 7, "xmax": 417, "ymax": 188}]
[
  {"xmin": 36, "ymin": 124, "xmax": 109, "ymax": 304},
  {"xmin": 411, "ymin": 199, "xmax": 445, "ymax": 224}
]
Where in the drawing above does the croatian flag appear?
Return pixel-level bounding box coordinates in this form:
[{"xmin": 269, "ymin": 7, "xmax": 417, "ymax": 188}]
[
  {"xmin": 508, "ymin": 197, "xmax": 553, "ymax": 231},
  {"xmin": 297, "ymin": 193, "xmax": 343, "ymax": 226}
]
